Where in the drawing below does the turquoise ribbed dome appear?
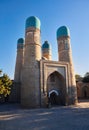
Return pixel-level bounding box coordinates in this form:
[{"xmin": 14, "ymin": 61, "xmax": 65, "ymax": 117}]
[
  {"xmin": 42, "ymin": 41, "xmax": 51, "ymax": 49},
  {"xmin": 17, "ymin": 38, "xmax": 24, "ymax": 44},
  {"xmin": 17, "ymin": 38, "xmax": 24, "ymax": 49},
  {"xmin": 25, "ymin": 16, "xmax": 41, "ymax": 29},
  {"xmin": 57, "ymin": 26, "xmax": 70, "ymax": 38}
]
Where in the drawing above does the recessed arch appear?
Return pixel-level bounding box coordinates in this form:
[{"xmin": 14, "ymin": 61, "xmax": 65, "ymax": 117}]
[
  {"xmin": 47, "ymin": 71, "xmax": 66, "ymax": 106},
  {"xmin": 47, "ymin": 71, "xmax": 65, "ymax": 81},
  {"xmin": 49, "ymin": 89, "xmax": 59, "ymax": 97},
  {"xmin": 82, "ymin": 86, "xmax": 89, "ymax": 98}
]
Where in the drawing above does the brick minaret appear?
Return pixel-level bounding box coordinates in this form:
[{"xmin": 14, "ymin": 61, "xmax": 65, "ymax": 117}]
[
  {"xmin": 57, "ymin": 26, "xmax": 77, "ymax": 104},
  {"xmin": 21, "ymin": 16, "xmax": 41, "ymax": 108},
  {"xmin": 14, "ymin": 38, "xmax": 24, "ymax": 82},
  {"xmin": 42, "ymin": 41, "xmax": 52, "ymax": 60},
  {"xmin": 13, "ymin": 38, "xmax": 24, "ymax": 102}
]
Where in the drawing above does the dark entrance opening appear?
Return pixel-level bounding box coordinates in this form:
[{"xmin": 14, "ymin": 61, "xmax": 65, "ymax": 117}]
[
  {"xmin": 50, "ymin": 92, "xmax": 58, "ymax": 105},
  {"xmin": 82, "ymin": 86, "xmax": 89, "ymax": 99},
  {"xmin": 84, "ymin": 89, "xmax": 87, "ymax": 98},
  {"xmin": 47, "ymin": 71, "xmax": 66, "ymax": 106}
]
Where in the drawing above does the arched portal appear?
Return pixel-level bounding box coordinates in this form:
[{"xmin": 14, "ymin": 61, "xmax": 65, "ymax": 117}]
[
  {"xmin": 49, "ymin": 90, "xmax": 59, "ymax": 105},
  {"xmin": 47, "ymin": 71, "xmax": 66, "ymax": 106},
  {"xmin": 49, "ymin": 90, "xmax": 59, "ymax": 97},
  {"xmin": 82, "ymin": 86, "xmax": 89, "ymax": 99}
]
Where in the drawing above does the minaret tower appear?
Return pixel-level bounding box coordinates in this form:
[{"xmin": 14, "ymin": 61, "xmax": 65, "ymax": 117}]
[
  {"xmin": 21, "ymin": 16, "xmax": 41, "ymax": 108},
  {"xmin": 42, "ymin": 41, "xmax": 52, "ymax": 60},
  {"xmin": 13, "ymin": 38, "xmax": 24, "ymax": 102},
  {"xmin": 57, "ymin": 26, "xmax": 77, "ymax": 104},
  {"xmin": 14, "ymin": 38, "xmax": 24, "ymax": 82}
]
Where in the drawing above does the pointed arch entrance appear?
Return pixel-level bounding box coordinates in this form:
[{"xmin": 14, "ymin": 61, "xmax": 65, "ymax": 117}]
[
  {"xmin": 48, "ymin": 90, "xmax": 59, "ymax": 105},
  {"xmin": 82, "ymin": 86, "xmax": 89, "ymax": 99},
  {"xmin": 47, "ymin": 71, "xmax": 66, "ymax": 106}
]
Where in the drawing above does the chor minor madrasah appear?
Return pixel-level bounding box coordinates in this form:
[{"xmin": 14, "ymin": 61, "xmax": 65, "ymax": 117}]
[{"xmin": 13, "ymin": 16, "xmax": 77, "ymax": 108}]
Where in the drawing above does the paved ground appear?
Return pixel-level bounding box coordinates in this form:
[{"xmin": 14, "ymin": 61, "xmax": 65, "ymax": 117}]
[{"xmin": 0, "ymin": 101, "xmax": 89, "ymax": 130}]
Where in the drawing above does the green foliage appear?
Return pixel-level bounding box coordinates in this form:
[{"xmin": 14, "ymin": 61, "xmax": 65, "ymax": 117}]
[
  {"xmin": 0, "ymin": 70, "xmax": 2, "ymax": 75},
  {"xmin": 0, "ymin": 70, "xmax": 12, "ymax": 98},
  {"xmin": 75, "ymin": 74, "xmax": 82, "ymax": 81},
  {"xmin": 83, "ymin": 72, "xmax": 89, "ymax": 83},
  {"xmin": 84, "ymin": 72, "xmax": 89, "ymax": 77}
]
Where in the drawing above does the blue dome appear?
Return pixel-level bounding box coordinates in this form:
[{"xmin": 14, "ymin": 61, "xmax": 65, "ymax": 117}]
[
  {"xmin": 42, "ymin": 41, "xmax": 51, "ymax": 49},
  {"xmin": 17, "ymin": 38, "xmax": 24, "ymax": 44},
  {"xmin": 57, "ymin": 26, "xmax": 70, "ymax": 38},
  {"xmin": 17, "ymin": 38, "xmax": 24, "ymax": 49},
  {"xmin": 25, "ymin": 16, "xmax": 41, "ymax": 29}
]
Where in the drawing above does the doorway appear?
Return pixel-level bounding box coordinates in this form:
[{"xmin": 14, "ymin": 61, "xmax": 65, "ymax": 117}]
[
  {"xmin": 49, "ymin": 91, "xmax": 59, "ymax": 105},
  {"xmin": 47, "ymin": 71, "xmax": 66, "ymax": 106}
]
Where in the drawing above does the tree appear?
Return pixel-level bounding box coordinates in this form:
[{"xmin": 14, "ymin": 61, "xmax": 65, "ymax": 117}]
[
  {"xmin": 75, "ymin": 74, "xmax": 82, "ymax": 81},
  {"xmin": 82, "ymin": 72, "xmax": 89, "ymax": 83},
  {"xmin": 84, "ymin": 72, "xmax": 89, "ymax": 77},
  {"xmin": 0, "ymin": 70, "xmax": 12, "ymax": 98},
  {"xmin": 0, "ymin": 69, "xmax": 2, "ymax": 75}
]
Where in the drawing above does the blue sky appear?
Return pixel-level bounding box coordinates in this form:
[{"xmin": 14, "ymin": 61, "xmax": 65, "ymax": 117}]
[{"xmin": 0, "ymin": 0, "xmax": 89, "ymax": 79}]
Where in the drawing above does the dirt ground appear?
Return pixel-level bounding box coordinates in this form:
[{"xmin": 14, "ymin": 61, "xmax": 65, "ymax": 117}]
[{"xmin": 0, "ymin": 100, "xmax": 89, "ymax": 130}]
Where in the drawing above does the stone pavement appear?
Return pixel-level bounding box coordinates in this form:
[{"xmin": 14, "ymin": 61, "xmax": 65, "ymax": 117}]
[{"xmin": 0, "ymin": 101, "xmax": 89, "ymax": 130}]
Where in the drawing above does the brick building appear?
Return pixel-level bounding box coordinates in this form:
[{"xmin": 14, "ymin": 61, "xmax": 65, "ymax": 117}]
[{"xmin": 12, "ymin": 16, "xmax": 77, "ymax": 108}]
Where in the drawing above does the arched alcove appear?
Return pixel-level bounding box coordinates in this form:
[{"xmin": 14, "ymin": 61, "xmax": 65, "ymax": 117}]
[
  {"xmin": 82, "ymin": 86, "xmax": 89, "ymax": 99},
  {"xmin": 47, "ymin": 71, "xmax": 66, "ymax": 105}
]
